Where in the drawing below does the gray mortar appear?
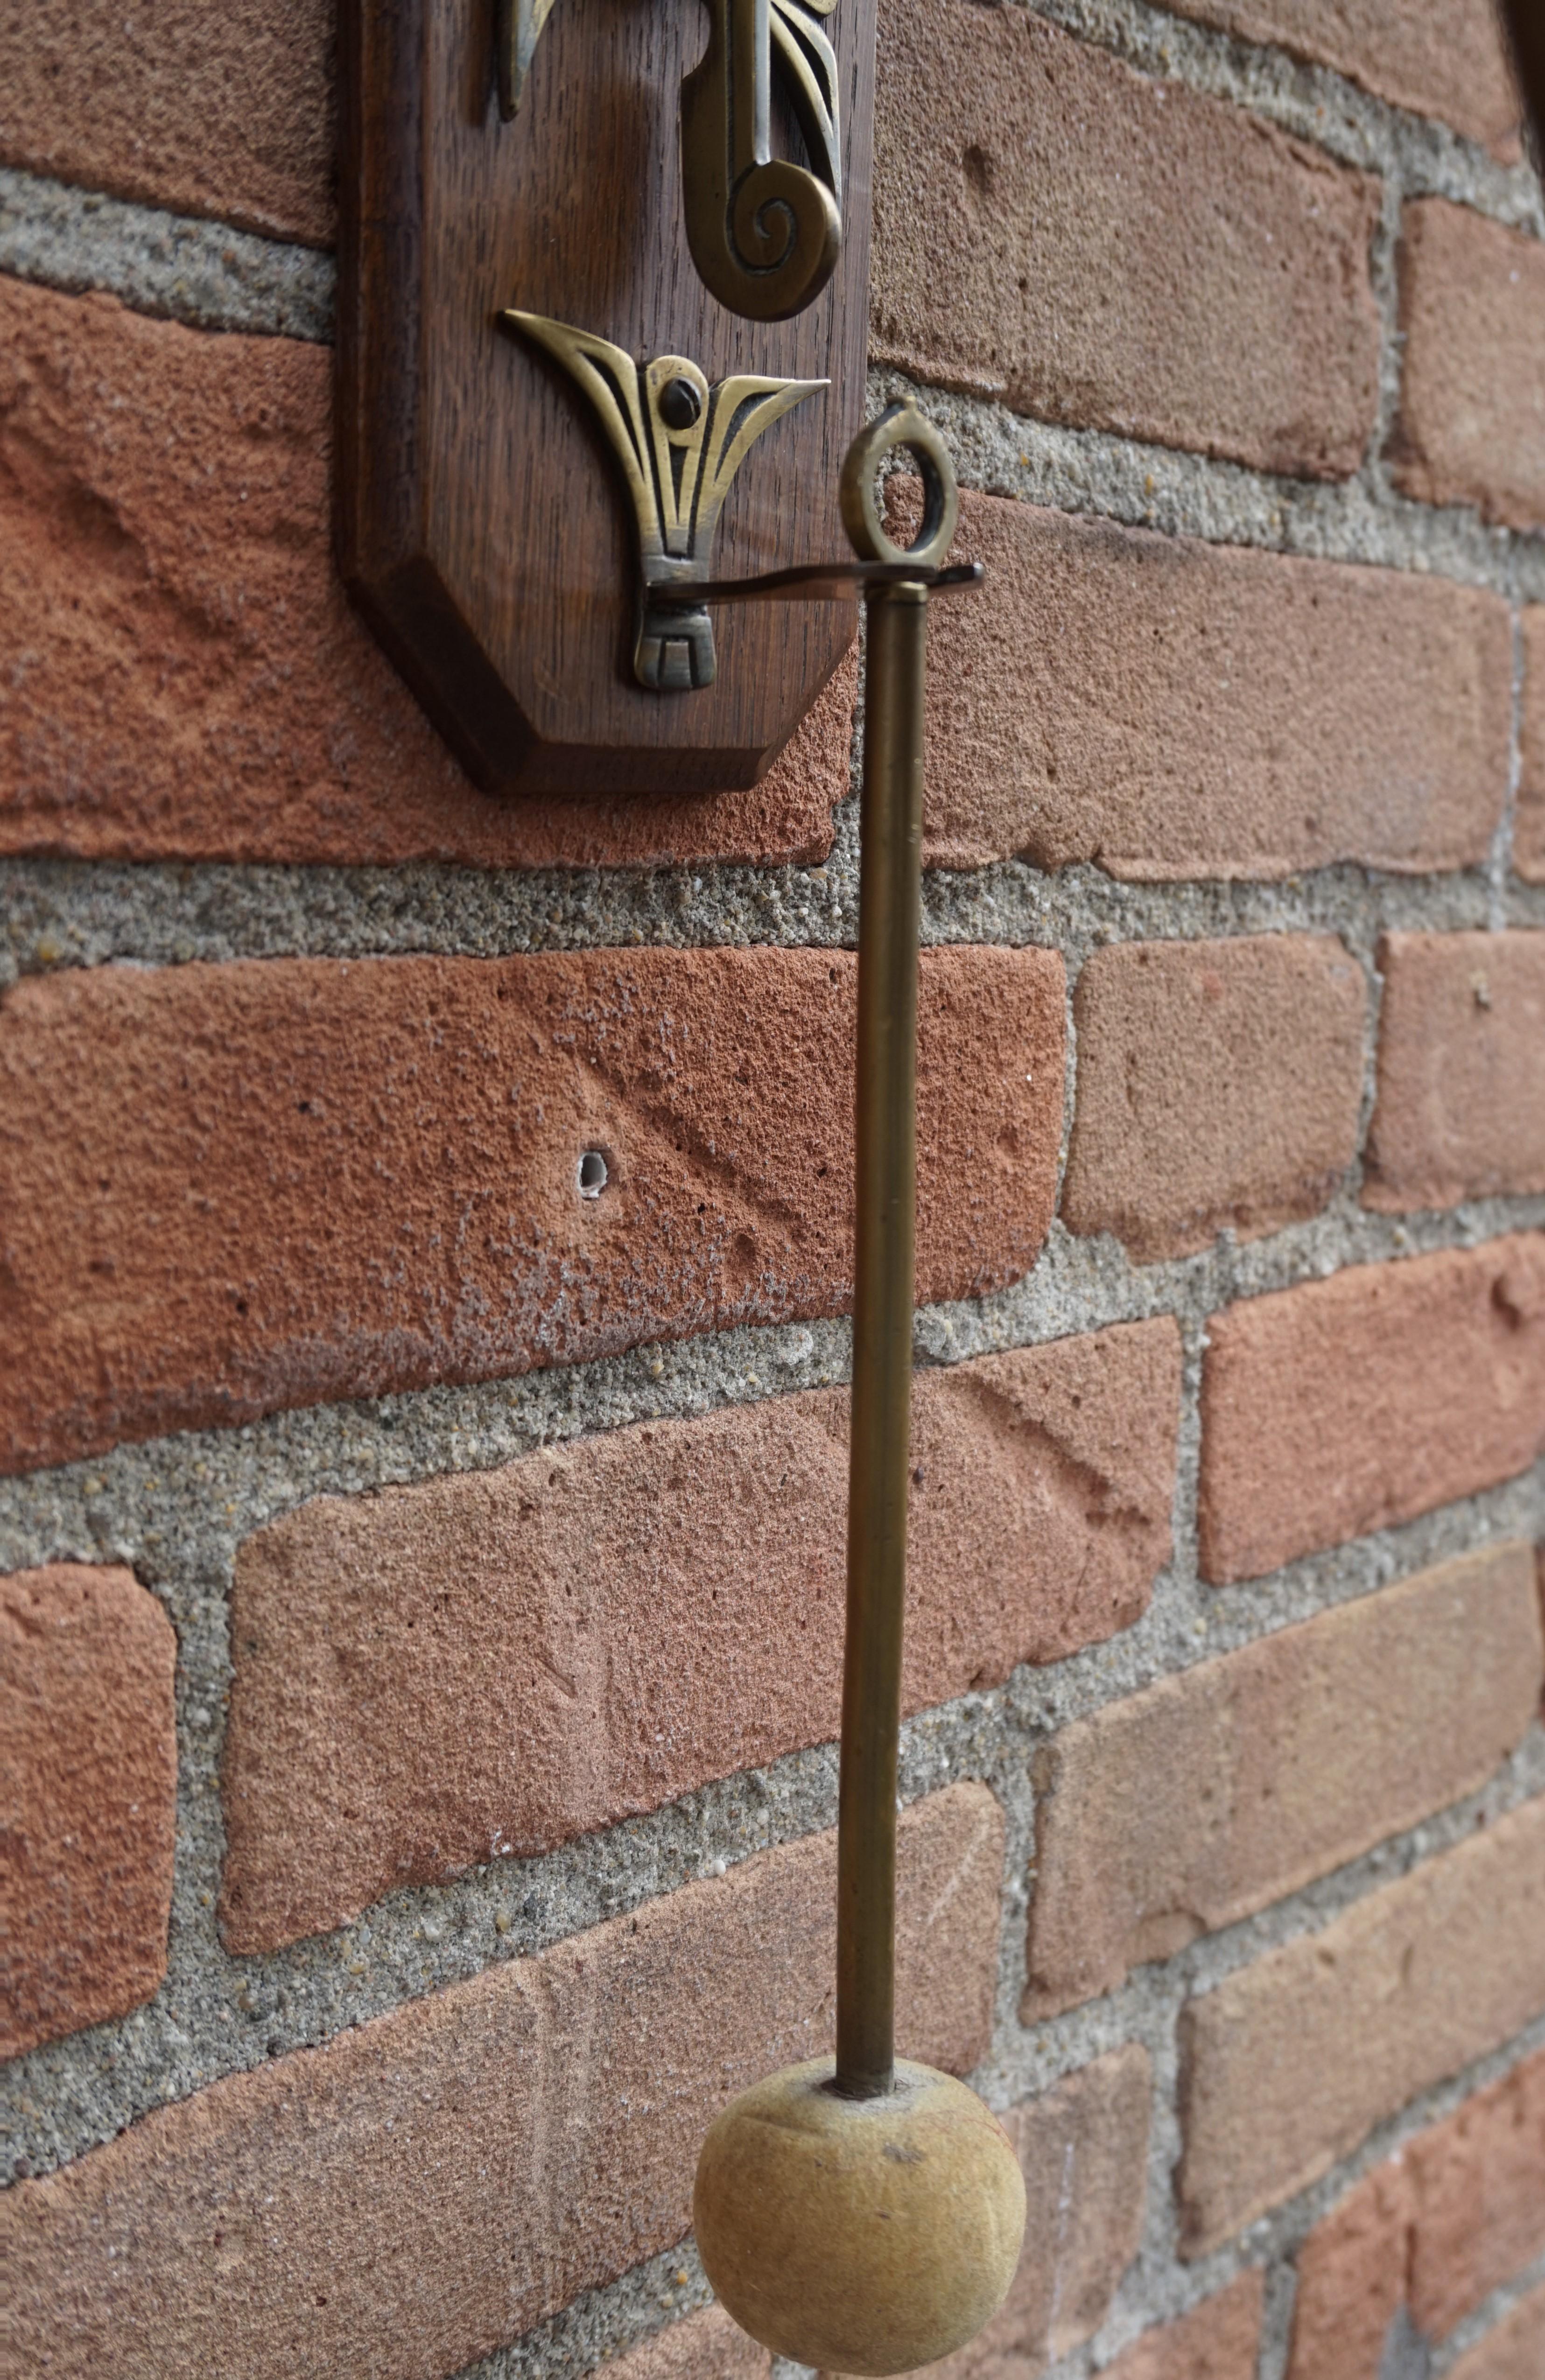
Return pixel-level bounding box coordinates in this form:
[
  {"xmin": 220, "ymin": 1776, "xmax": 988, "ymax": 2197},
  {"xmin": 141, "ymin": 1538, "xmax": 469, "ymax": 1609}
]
[
  {"xmin": 0, "ymin": 166, "xmax": 334, "ymax": 343},
  {"xmin": 3, "ymin": 849, "xmax": 1545, "ymax": 988},
  {"xmin": 1376, "ymin": 2309, "xmax": 1433, "ymax": 2380},
  {"xmin": 1426, "ymin": 2250, "xmax": 1545, "ymax": 2379},
  {"xmin": 872, "ymin": 366, "xmax": 1545, "ymax": 601}
]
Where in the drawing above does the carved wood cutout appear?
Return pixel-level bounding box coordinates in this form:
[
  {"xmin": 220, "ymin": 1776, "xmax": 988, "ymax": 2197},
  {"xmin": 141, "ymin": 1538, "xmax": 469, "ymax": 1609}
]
[{"xmin": 337, "ymin": 0, "xmax": 878, "ymax": 795}]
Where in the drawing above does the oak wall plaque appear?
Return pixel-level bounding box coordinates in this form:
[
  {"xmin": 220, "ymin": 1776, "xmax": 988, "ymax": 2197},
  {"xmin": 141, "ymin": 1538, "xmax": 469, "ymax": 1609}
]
[{"xmin": 337, "ymin": 0, "xmax": 878, "ymax": 794}]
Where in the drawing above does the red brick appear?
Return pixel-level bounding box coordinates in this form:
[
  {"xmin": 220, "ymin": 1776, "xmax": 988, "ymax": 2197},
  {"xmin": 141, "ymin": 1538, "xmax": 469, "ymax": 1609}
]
[
  {"xmin": 918, "ymin": 490, "xmax": 1508, "ymax": 878},
  {"xmin": 1288, "ymin": 2048, "xmax": 1545, "ymax": 2380},
  {"xmin": 925, "ymin": 2046, "xmax": 1151, "ymax": 2380},
  {"xmin": 605, "ymin": 2308, "xmax": 768, "ymax": 2380},
  {"xmin": 1198, "ymin": 1235, "xmax": 1545, "ymax": 1585},
  {"xmin": 1161, "ymin": 0, "xmax": 1523, "ymax": 157},
  {"xmin": 1388, "ymin": 199, "xmax": 1545, "ymax": 533},
  {"xmin": 1023, "ymin": 1543, "xmax": 1543, "ymax": 2021},
  {"xmin": 1364, "ymin": 932, "xmax": 1545, "ymax": 1211},
  {"xmin": 222, "ymin": 1320, "xmax": 1178, "ymax": 1951},
  {"xmin": 1288, "ymin": 2161, "xmax": 1413, "ymax": 2380},
  {"xmin": 1410, "ymin": 2050, "xmax": 1545, "ymax": 2339},
  {"xmin": 2, "ymin": 1562, "xmax": 177, "ymax": 2059},
  {"xmin": 1519, "ymin": 609, "xmax": 1545, "ymax": 887},
  {"xmin": 0, "ymin": 941, "xmax": 1064, "ymax": 1476},
  {"xmin": 1177, "ymin": 1794, "xmax": 1545, "ymax": 2253},
  {"xmin": 1447, "ymin": 2287, "xmax": 1545, "ymax": 2380},
  {"xmin": 1062, "ymin": 936, "xmax": 1365, "ymax": 1259},
  {"xmin": 873, "ymin": 0, "xmax": 1380, "ymax": 478},
  {"xmin": 1103, "ymin": 2274, "xmax": 1265, "ymax": 2380},
  {"xmin": 3, "ymin": 1783, "xmax": 1002, "ymax": 2380},
  {"xmin": 0, "ymin": 280, "xmax": 854, "ymax": 870},
  {"xmin": 0, "ymin": 0, "xmax": 331, "ymax": 244}
]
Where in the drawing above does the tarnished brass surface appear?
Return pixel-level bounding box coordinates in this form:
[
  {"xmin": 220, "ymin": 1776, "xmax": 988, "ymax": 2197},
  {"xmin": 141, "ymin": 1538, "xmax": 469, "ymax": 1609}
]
[
  {"xmin": 657, "ymin": 558, "xmax": 982, "ymax": 604},
  {"xmin": 839, "ymin": 406, "xmax": 959, "ymax": 572},
  {"xmin": 502, "ymin": 310, "xmax": 824, "ymax": 688},
  {"xmin": 834, "ymin": 406, "xmax": 962, "ymax": 2098},
  {"xmin": 681, "ymin": 0, "xmax": 844, "ymax": 321}
]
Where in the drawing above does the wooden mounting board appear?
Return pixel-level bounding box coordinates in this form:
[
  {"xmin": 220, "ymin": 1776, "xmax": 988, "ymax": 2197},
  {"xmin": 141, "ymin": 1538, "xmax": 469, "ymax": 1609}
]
[{"xmin": 337, "ymin": 0, "xmax": 878, "ymax": 795}]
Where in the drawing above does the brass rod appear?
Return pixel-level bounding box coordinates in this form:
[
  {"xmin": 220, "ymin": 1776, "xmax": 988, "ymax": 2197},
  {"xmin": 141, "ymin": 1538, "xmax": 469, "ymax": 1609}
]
[{"xmin": 835, "ymin": 580, "xmax": 929, "ymax": 2098}]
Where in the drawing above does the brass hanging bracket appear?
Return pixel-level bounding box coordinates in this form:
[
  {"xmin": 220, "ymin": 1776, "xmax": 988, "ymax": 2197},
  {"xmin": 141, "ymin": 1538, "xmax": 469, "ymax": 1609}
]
[{"xmin": 502, "ymin": 311, "xmax": 826, "ymax": 689}]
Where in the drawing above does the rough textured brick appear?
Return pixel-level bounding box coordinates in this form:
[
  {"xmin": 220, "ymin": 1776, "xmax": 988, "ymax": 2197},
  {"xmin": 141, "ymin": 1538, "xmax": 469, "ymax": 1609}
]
[
  {"xmin": 1177, "ymin": 1794, "xmax": 1545, "ymax": 2253},
  {"xmin": 930, "ymin": 2046, "xmax": 1152, "ymax": 2380},
  {"xmin": 1104, "ymin": 2274, "xmax": 1265, "ymax": 2380},
  {"xmin": 606, "ymin": 2309, "xmax": 768, "ymax": 2380},
  {"xmin": 1364, "ymin": 932, "xmax": 1545, "ymax": 1211},
  {"xmin": 0, "ymin": 0, "xmax": 332, "ymax": 244},
  {"xmin": 873, "ymin": 0, "xmax": 1380, "ymax": 477},
  {"xmin": 1288, "ymin": 2048, "xmax": 1545, "ymax": 2379},
  {"xmin": 2, "ymin": 1563, "xmax": 177, "ymax": 2060},
  {"xmin": 1162, "ymin": 0, "xmax": 1522, "ymax": 156},
  {"xmin": 1517, "ymin": 609, "xmax": 1545, "ymax": 886},
  {"xmin": 222, "ymin": 1321, "xmax": 1178, "ymax": 1951},
  {"xmin": 1023, "ymin": 1544, "xmax": 1543, "ymax": 2021},
  {"xmin": 0, "ymin": 942, "xmax": 1064, "ymax": 1475},
  {"xmin": 1198, "ymin": 1235, "xmax": 1545, "ymax": 1584},
  {"xmin": 0, "ymin": 280, "xmax": 853, "ymax": 869},
  {"xmin": 917, "ymin": 490, "xmax": 1508, "ymax": 878},
  {"xmin": 4, "ymin": 1783, "xmax": 1002, "ymax": 2380},
  {"xmin": 1388, "ymin": 199, "xmax": 1545, "ymax": 533},
  {"xmin": 1287, "ymin": 2161, "xmax": 1412, "ymax": 2380},
  {"xmin": 1410, "ymin": 2055, "xmax": 1545, "ymax": 2336},
  {"xmin": 1447, "ymin": 2288, "xmax": 1545, "ymax": 2380},
  {"xmin": 1062, "ymin": 936, "xmax": 1366, "ymax": 1259}
]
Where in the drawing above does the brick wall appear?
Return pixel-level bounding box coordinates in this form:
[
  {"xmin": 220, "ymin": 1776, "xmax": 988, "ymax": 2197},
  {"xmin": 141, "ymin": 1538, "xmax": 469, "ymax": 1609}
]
[{"xmin": 1, "ymin": 1, "xmax": 1542, "ymax": 2377}]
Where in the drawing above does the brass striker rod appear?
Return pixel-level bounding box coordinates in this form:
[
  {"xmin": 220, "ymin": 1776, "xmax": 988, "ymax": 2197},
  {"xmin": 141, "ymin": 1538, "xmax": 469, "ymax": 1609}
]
[{"xmin": 835, "ymin": 579, "xmax": 930, "ymax": 2098}]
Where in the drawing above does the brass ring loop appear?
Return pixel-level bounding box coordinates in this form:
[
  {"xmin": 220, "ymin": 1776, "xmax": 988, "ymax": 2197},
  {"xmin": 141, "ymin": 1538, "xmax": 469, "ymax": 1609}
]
[{"xmin": 838, "ymin": 405, "xmax": 959, "ymax": 569}]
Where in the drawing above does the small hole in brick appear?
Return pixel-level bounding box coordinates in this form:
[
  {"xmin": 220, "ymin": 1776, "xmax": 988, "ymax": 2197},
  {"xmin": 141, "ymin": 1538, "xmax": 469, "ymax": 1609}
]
[{"xmin": 578, "ymin": 1149, "xmax": 609, "ymax": 1199}]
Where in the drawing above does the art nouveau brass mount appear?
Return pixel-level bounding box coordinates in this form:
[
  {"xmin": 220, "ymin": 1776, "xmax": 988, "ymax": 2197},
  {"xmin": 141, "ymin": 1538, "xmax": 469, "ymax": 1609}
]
[{"xmin": 503, "ymin": 313, "xmax": 825, "ymax": 688}]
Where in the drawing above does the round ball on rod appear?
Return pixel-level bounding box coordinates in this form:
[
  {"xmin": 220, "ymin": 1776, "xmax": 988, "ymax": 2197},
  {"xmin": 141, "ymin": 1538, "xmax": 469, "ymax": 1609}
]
[{"xmin": 693, "ymin": 2057, "xmax": 1026, "ymax": 2377}]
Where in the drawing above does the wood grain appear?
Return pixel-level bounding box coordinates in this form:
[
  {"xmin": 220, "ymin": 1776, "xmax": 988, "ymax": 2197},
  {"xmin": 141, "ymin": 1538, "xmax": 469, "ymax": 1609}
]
[{"xmin": 337, "ymin": 0, "xmax": 876, "ymax": 794}]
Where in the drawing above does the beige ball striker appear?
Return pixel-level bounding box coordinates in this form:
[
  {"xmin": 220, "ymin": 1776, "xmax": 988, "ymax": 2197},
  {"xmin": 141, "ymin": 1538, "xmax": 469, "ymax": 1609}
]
[{"xmin": 690, "ymin": 413, "xmax": 1026, "ymax": 2376}]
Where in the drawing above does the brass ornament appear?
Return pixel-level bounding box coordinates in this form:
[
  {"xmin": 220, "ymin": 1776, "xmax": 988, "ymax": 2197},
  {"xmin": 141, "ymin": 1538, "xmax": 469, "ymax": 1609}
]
[
  {"xmin": 681, "ymin": 0, "xmax": 844, "ymax": 321},
  {"xmin": 502, "ymin": 309, "xmax": 826, "ymax": 689},
  {"xmin": 498, "ymin": 0, "xmax": 844, "ymax": 323}
]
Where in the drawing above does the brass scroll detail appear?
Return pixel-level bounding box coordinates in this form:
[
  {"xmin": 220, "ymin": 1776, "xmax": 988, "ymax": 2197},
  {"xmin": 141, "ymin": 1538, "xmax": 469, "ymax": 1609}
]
[
  {"xmin": 680, "ymin": 0, "xmax": 843, "ymax": 322},
  {"xmin": 497, "ymin": 0, "xmax": 843, "ymax": 323},
  {"xmin": 504, "ymin": 309, "xmax": 825, "ymax": 688}
]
